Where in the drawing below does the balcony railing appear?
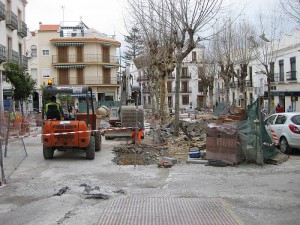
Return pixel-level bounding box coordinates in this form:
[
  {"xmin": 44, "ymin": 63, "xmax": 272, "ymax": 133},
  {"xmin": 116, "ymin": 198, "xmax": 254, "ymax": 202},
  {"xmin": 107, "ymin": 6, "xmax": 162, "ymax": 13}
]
[
  {"xmin": 0, "ymin": 44, "xmax": 6, "ymax": 63},
  {"xmin": 286, "ymin": 71, "xmax": 297, "ymax": 81},
  {"xmin": 245, "ymin": 80, "xmax": 252, "ymax": 87},
  {"xmin": 7, "ymin": 50, "xmax": 19, "ymax": 63},
  {"xmin": 18, "ymin": 20, "xmax": 27, "ymax": 37},
  {"xmin": 137, "ymin": 75, "xmax": 148, "ymax": 82},
  {"xmin": 22, "ymin": 55, "xmax": 28, "ymax": 69},
  {"xmin": 180, "ymin": 74, "xmax": 192, "ymax": 79},
  {"xmin": 274, "ymin": 73, "xmax": 285, "ymax": 82},
  {"xmin": 5, "ymin": 11, "xmax": 18, "ymax": 30},
  {"xmin": 180, "ymin": 87, "xmax": 192, "ymax": 93},
  {"xmin": 168, "ymin": 74, "xmax": 175, "ymax": 79},
  {"xmin": 52, "ymin": 54, "xmax": 120, "ymax": 65},
  {"xmin": 142, "ymin": 86, "xmax": 150, "ymax": 93},
  {"xmin": 54, "ymin": 76, "xmax": 120, "ymax": 86},
  {"xmin": 0, "ymin": 1, "xmax": 5, "ymax": 21}
]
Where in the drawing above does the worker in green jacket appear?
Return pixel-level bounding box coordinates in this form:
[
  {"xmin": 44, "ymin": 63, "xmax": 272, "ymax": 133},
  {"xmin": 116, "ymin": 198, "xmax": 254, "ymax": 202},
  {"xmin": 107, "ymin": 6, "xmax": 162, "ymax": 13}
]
[{"xmin": 45, "ymin": 96, "xmax": 64, "ymax": 120}]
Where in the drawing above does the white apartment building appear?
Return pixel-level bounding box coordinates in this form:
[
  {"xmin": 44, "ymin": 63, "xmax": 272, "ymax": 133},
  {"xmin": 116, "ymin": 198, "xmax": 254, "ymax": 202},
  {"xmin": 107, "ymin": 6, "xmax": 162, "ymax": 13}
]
[
  {"xmin": 26, "ymin": 21, "xmax": 121, "ymax": 110},
  {"xmin": 0, "ymin": 0, "xmax": 28, "ymax": 111},
  {"xmin": 215, "ymin": 28, "xmax": 300, "ymax": 112}
]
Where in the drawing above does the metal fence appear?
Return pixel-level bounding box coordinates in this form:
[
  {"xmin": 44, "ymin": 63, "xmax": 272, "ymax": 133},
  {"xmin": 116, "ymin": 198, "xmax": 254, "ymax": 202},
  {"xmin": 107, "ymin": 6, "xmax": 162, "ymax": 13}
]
[{"xmin": 0, "ymin": 109, "xmax": 41, "ymax": 185}]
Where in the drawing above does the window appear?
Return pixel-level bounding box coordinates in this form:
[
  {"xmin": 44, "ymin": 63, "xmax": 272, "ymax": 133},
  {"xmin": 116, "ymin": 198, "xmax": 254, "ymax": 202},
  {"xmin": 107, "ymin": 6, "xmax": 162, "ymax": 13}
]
[
  {"xmin": 249, "ymin": 66, "xmax": 253, "ymax": 86},
  {"xmin": 269, "ymin": 62, "xmax": 274, "ymax": 81},
  {"xmin": 198, "ymin": 81, "xmax": 203, "ymax": 92},
  {"xmin": 279, "ymin": 59, "xmax": 284, "ymax": 81},
  {"xmin": 42, "ymin": 46, "xmax": 50, "ymax": 56},
  {"xmin": 192, "ymin": 52, "xmax": 196, "ymax": 62},
  {"xmin": 182, "ymin": 67, "xmax": 188, "ymax": 77},
  {"xmin": 264, "ymin": 115, "xmax": 276, "ymax": 125},
  {"xmin": 42, "ymin": 68, "xmax": 50, "ymax": 78},
  {"xmin": 198, "ymin": 67, "xmax": 204, "ymax": 78},
  {"xmin": 275, "ymin": 115, "xmax": 287, "ymax": 125},
  {"xmin": 167, "ymin": 81, "xmax": 172, "ymax": 93},
  {"xmin": 289, "ymin": 57, "xmax": 296, "ymax": 80},
  {"xmin": 31, "ymin": 68, "xmax": 37, "ymax": 80},
  {"xmin": 182, "ymin": 95, "xmax": 189, "ymax": 105},
  {"xmin": 31, "ymin": 45, "xmax": 37, "ymax": 57}
]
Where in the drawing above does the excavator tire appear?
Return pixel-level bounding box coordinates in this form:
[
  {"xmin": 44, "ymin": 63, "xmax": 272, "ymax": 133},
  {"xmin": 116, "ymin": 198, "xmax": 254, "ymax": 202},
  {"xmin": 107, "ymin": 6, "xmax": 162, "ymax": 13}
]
[
  {"xmin": 43, "ymin": 147, "xmax": 54, "ymax": 159},
  {"xmin": 95, "ymin": 131, "xmax": 101, "ymax": 152},
  {"xmin": 86, "ymin": 136, "xmax": 95, "ymax": 160}
]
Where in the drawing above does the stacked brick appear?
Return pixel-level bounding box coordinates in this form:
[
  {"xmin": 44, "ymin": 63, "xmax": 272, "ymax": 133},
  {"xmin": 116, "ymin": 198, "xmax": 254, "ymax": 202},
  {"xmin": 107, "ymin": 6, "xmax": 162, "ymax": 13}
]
[{"xmin": 206, "ymin": 123, "xmax": 245, "ymax": 164}]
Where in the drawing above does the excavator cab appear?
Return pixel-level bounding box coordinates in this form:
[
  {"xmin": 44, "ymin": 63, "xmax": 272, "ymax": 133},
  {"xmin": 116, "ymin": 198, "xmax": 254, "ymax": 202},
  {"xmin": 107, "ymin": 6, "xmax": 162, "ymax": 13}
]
[{"xmin": 41, "ymin": 80, "xmax": 102, "ymax": 160}]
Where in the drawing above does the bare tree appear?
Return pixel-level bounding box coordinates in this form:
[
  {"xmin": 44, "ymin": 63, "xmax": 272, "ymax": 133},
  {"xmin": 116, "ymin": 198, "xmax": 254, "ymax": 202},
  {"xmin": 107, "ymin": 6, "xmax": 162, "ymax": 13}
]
[
  {"xmin": 231, "ymin": 19, "xmax": 256, "ymax": 109},
  {"xmin": 279, "ymin": 0, "xmax": 300, "ymax": 24},
  {"xmin": 211, "ymin": 20, "xmax": 236, "ymax": 104},
  {"xmin": 126, "ymin": 0, "xmax": 224, "ymax": 133},
  {"xmin": 249, "ymin": 12, "xmax": 282, "ymax": 111}
]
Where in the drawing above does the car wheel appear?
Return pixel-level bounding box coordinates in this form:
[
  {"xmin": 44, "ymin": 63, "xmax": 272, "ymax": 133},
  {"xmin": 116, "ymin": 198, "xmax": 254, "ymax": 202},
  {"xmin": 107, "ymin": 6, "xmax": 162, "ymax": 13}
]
[
  {"xmin": 95, "ymin": 131, "xmax": 101, "ymax": 152},
  {"xmin": 86, "ymin": 136, "xmax": 95, "ymax": 160},
  {"xmin": 279, "ymin": 137, "xmax": 292, "ymax": 154},
  {"xmin": 43, "ymin": 147, "xmax": 54, "ymax": 159}
]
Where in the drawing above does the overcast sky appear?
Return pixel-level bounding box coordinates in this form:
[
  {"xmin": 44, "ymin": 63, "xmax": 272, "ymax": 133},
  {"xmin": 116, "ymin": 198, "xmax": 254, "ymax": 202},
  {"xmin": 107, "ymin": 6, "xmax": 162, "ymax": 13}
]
[{"xmin": 25, "ymin": 0, "xmax": 296, "ymax": 45}]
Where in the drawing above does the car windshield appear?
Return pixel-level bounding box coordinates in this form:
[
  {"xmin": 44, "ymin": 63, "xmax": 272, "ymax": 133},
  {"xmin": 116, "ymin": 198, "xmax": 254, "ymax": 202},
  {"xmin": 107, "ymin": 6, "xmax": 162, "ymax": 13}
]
[{"xmin": 291, "ymin": 115, "xmax": 300, "ymax": 125}]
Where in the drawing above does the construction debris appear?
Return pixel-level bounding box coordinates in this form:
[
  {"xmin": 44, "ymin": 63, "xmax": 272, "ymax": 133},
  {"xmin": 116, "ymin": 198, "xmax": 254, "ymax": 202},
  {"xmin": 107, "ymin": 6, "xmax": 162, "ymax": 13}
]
[{"xmin": 54, "ymin": 186, "xmax": 70, "ymax": 196}]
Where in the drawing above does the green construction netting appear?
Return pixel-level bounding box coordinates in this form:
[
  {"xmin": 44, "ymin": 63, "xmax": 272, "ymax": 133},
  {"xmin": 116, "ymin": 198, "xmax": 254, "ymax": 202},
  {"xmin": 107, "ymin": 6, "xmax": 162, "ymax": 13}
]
[
  {"xmin": 237, "ymin": 99, "xmax": 279, "ymax": 164},
  {"xmin": 212, "ymin": 99, "xmax": 279, "ymax": 164}
]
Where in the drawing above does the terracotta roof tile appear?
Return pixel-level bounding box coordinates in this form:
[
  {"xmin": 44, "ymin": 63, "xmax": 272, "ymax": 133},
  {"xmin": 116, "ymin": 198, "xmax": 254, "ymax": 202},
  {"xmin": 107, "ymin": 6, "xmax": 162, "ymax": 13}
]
[{"xmin": 39, "ymin": 25, "xmax": 60, "ymax": 31}]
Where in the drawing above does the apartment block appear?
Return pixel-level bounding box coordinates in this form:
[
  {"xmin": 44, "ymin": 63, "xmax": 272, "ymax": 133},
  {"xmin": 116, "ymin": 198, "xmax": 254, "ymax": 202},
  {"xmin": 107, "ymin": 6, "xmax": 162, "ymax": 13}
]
[
  {"xmin": 26, "ymin": 21, "xmax": 121, "ymax": 110},
  {"xmin": 0, "ymin": 0, "xmax": 28, "ymax": 110}
]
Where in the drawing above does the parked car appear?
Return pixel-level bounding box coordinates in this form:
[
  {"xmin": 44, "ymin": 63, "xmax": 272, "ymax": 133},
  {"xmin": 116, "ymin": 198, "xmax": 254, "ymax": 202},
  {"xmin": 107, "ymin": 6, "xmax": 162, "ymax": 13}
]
[{"xmin": 264, "ymin": 112, "xmax": 300, "ymax": 154}]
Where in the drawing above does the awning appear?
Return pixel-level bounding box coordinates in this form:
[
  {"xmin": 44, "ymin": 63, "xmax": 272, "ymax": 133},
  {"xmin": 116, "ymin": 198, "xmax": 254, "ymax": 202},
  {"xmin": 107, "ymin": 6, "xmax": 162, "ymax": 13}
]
[
  {"xmin": 53, "ymin": 42, "xmax": 85, "ymax": 46},
  {"xmin": 54, "ymin": 65, "xmax": 86, "ymax": 69},
  {"xmin": 103, "ymin": 43, "xmax": 114, "ymax": 46},
  {"xmin": 104, "ymin": 65, "xmax": 115, "ymax": 69},
  {"xmin": 60, "ymin": 93, "xmax": 96, "ymax": 98}
]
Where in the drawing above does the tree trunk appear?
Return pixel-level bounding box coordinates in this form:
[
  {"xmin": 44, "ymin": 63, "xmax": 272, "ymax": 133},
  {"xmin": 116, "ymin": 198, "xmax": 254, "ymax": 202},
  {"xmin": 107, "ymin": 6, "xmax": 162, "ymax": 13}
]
[{"xmin": 174, "ymin": 62, "xmax": 181, "ymax": 136}]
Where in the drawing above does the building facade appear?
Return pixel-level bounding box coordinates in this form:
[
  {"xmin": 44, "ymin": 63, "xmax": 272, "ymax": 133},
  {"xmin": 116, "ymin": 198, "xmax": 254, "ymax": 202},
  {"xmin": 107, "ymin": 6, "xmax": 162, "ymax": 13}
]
[
  {"xmin": 0, "ymin": 0, "xmax": 28, "ymax": 110},
  {"xmin": 26, "ymin": 21, "xmax": 121, "ymax": 110},
  {"xmin": 215, "ymin": 28, "xmax": 300, "ymax": 112},
  {"xmin": 130, "ymin": 43, "xmax": 205, "ymax": 110}
]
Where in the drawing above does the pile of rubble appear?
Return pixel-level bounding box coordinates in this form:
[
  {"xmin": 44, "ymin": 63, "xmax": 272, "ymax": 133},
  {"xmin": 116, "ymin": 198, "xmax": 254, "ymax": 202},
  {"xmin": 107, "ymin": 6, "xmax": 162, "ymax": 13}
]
[
  {"xmin": 112, "ymin": 115, "xmax": 213, "ymax": 165},
  {"xmin": 112, "ymin": 144, "xmax": 169, "ymax": 165}
]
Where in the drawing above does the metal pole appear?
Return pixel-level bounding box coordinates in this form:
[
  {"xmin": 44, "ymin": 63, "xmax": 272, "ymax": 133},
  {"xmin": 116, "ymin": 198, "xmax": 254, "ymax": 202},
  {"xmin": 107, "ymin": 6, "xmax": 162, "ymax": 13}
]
[{"xmin": 0, "ymin": 69, "xmax": 6, "ymax": 184}]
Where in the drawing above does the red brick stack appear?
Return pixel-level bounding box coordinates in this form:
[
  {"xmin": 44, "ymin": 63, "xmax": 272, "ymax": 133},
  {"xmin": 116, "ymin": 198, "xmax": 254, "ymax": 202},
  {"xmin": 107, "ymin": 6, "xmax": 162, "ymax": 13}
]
[{"xmin": 206, "ymin": 123, "xmax": 245, "ymax": 164}]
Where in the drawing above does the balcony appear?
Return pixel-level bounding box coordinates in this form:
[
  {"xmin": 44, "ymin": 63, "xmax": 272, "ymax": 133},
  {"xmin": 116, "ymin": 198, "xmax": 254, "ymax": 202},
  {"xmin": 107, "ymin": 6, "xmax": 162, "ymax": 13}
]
[
  {"xmin": 286, "ymin": 71, "xmax": 297, "ymax": 81},
  {"xmin": 180, "ymin": 74, "xmax": 191, "ymax": 79},
  {"xmin": 18, "ymin": 20, "xmax": 27, "ymax": 37},
  {"xmin": 137, "ymin": 75, "xmax": 148, "ymax": 82},
  {"xmin": 168, "ymin": 74, "xmax": 175, "ymax": 79},
  {"xmin": 58, "ymin": 76, "xmax": 120, "ymax": 86},
  {"xmin": 5, "ymin": 11, "xmax": 18, "ymax": 30},
  {"xmin": 180, "ymin": 87, "xmax": 192, "ymax": 93},
  {"xmin": 0, "ymin": 44, "xmax": 6, "ymax": 63},
  {"xmin": 274, "ymin": 73, "xmax": 284, "ymax": 82},
  {"xmin": 7, "ymin": 50, "xmax": 19, "ymax": 63},
  {"xmin": 245, "ymin": 80, "xmax": 252, "ymax": 87},
  {"xmin": 0, "ymin": 1, "xmax": 5, "ymax": 21},
  {"xmin": 142, "ymin": 86, "xmax": 150, "ymax": 94},
  {"xmin": 22, "ymin": 55, "xmax": 28, "ymax": 69},
  {"xmin": 52, "ymin": 54, "xmax": 120, "ymax": 67}
]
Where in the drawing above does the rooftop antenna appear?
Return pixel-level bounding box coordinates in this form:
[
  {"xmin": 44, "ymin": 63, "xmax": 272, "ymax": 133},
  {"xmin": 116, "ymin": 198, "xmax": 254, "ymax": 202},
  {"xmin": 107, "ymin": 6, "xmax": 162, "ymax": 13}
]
[{"xmin": 61, "ymin": 5, "xmax": 65, "ymax": 26}]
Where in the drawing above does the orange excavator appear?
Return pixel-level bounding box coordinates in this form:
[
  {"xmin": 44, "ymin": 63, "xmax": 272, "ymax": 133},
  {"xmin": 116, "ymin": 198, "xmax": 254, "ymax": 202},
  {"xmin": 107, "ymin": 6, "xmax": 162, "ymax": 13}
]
[{"xmin": 41, "ymin": 80, "xmax": 107, "ymax": 160}]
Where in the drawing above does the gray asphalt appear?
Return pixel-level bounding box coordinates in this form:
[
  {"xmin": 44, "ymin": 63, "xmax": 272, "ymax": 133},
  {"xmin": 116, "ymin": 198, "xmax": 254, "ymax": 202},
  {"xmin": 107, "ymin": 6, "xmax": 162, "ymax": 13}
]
[{"xmin": 0, "ymin": 136, "xmax": 299, "ymax": 225}]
